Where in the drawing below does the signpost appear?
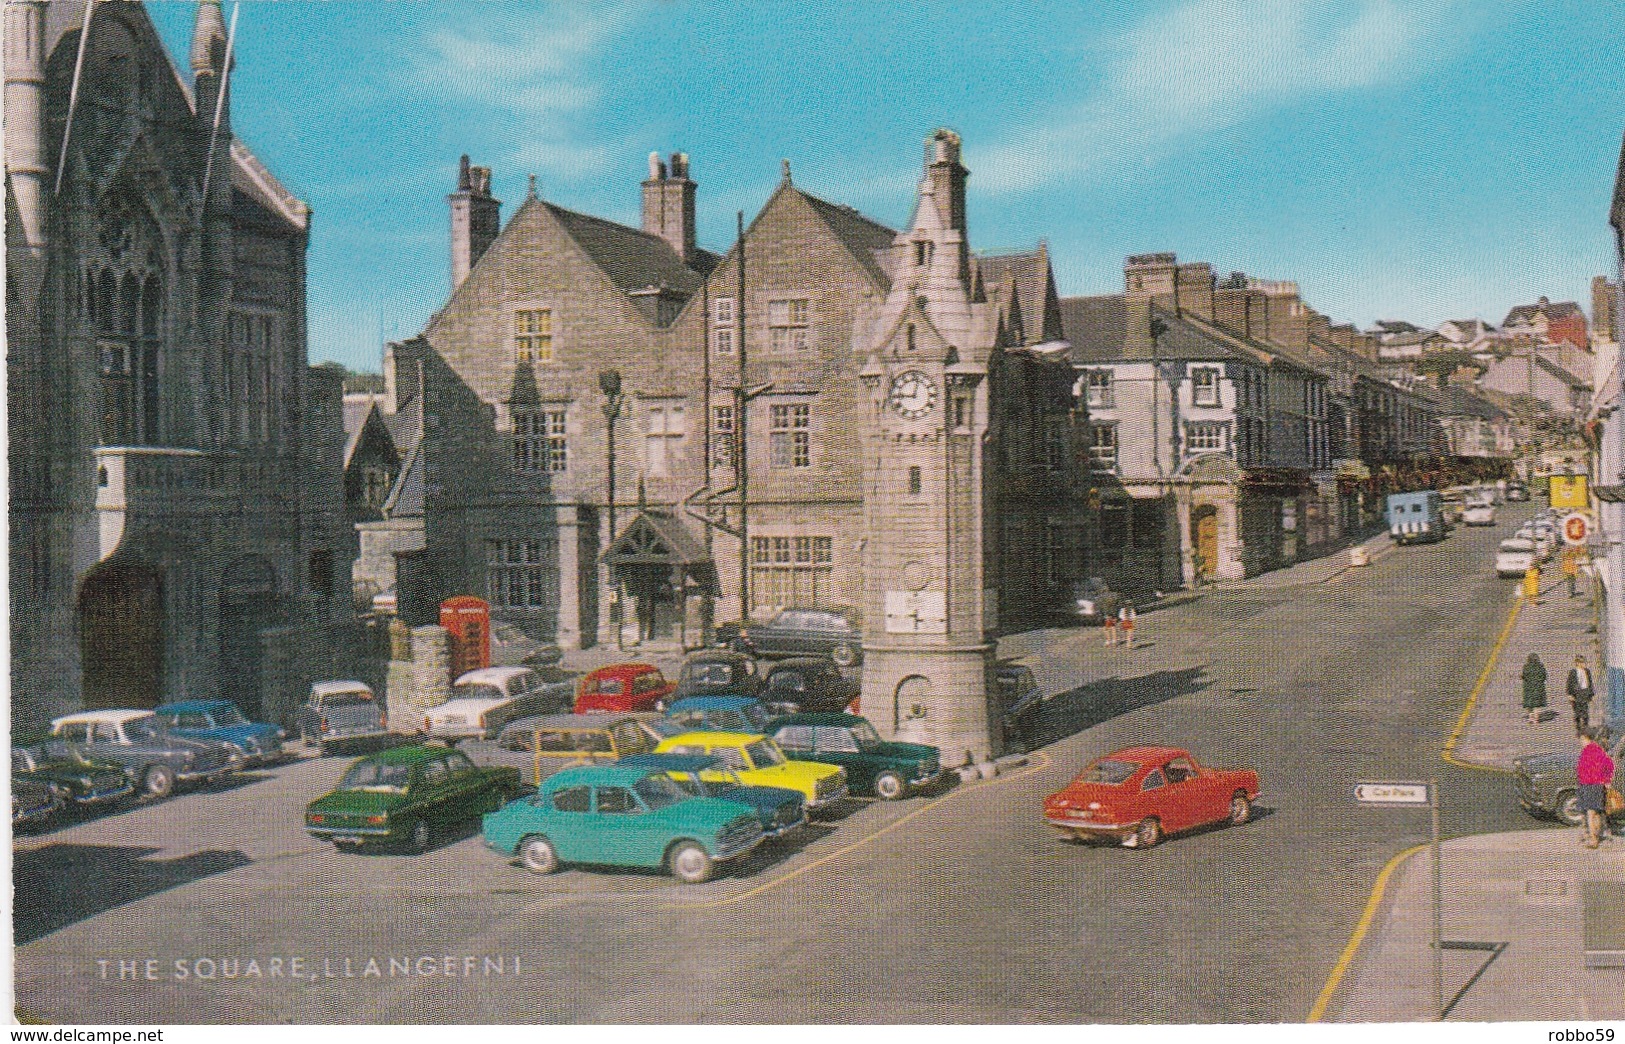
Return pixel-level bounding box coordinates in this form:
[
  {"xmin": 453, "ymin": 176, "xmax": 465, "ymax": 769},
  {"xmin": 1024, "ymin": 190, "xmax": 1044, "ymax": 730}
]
[
  {"xmin": 1562, "ymin": 511, "xmax": 1590, "ymax": 547},
  {"xmin": 1551, "ymin": 474, "xmax": 1589, "ymax": 510},
  {"xmin": 1356, "ymin": 779, "xmax": 1443, "ymax": 1020}
]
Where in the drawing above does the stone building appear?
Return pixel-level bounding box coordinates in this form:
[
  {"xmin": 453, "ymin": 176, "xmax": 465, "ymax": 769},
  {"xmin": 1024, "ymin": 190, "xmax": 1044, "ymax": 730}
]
[
  {"xmin": 5, "ymin": 0, "xmax": 355, "ymax": 727},
  {"xmin": 372, "ymin": 131, "xmax": 1088, "ymax": 683}
]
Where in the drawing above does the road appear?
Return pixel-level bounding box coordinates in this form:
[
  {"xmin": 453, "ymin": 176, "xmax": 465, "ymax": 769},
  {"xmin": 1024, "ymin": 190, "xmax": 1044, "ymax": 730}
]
[{"xmin": 13, "ymin": 511, "xmax": 1546, "ymax": 1023}]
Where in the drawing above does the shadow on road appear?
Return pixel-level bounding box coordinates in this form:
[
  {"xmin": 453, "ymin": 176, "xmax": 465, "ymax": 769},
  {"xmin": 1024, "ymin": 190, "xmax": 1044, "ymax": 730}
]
[
  {"xmin": 14, "ymin": 844, "xmax": 252, "ymax": 945},
  {"xmin": 1012, "ymin": 666, "xmax": 1210, "ymax": 752}
]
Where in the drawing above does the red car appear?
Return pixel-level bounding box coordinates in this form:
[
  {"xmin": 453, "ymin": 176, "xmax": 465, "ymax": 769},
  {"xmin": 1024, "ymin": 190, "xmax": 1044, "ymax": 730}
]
[
  {"xmin": 574, "ymin": 664, "xmax": 677, "ymax": 714},
  {"xmin": 1043, "ymin": 746, "xmax": 1260, "ymax": 849}
]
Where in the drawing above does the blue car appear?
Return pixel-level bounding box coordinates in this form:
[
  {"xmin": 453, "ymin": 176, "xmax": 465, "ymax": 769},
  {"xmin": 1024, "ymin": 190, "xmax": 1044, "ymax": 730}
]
[
  {"xmin": 664, "ymin": 695, "xmax": 781, "ymax": 734},
  {"xmin": 620, "ymin": 753, "xmax": 807, "ymax": 838},
  {"xmin": 155, "ymin": 700, "xmax": 289, "ymax": 766}
]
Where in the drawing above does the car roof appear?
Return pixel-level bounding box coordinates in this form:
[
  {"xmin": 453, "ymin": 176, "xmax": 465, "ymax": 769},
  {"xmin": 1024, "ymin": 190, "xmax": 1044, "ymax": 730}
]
[
  {"xmin": 683, "ymin": 650, "xmax": 752, "ymax": 665},
  {"xmin": 768, "ymin": 712, "xmax": 863, "ymax": 728},
  {"xmin": 453, "ymin": 666, "xmax": 534, "ymax": 686},
  {"xmin": 154, "ymin": 700, "xmax": 236, "ymax": 714},
  {"xmin": 584, "ymin": 662, "xmax": 660, "ymax": 679},
  {"xmin": 355, "ymin": 744, "xmax": 462, "ymax": 767},
  {"xmin": 659, "ymin": 730, "xmax": 767, "ymax": 747},
  {"xmin": 311, "ymin": 680, "xmax": 373, "ymax": 697},
  {"xmin": 668, "ymin": 695, "xmax": 762, "ymax": 711},
  {"xmin": 503, "ymin": 713, "xmax": 639, "ymax": 732},
  {"xmin": 544, "ymin": 764, "xmax": 656, "ymax": 789},
  {"xmin": 1101, "ymin": 745, "xmax": 1189, "ymax": 763},
  {"xmin": 620, "ymin": 753, "xmax": 722, "ymax": 772},
  {"xmin": 768, "ymin": 656, "xmax": 836, "ymax": 670},
  {"xmin": 51, "ymin": 709, "xmax": 155, "ymax": 726}
]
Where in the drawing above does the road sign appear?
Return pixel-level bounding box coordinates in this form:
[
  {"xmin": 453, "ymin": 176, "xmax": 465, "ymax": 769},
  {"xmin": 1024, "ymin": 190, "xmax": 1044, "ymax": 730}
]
[
  {"xmin": 1552, "ymin": 474, "xmax": 1588, "ymax": 510},
  {"xmin": 1353, "ymin": 781, "xmax": 1432, "ymax": 805},
  {"xmin": 1563, "ymin": 512, "xmax": 1590, "ymax": 546}
]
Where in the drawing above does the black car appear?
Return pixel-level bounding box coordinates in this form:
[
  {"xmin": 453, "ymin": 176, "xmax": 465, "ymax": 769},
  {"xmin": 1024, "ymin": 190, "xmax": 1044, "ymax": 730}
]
[
  {"xmin": 715, "ymin": 607, "xmax": 864, "ymax": 668},
  {"xmin": 13, "ymin": 775, "xmax": 64, "ymax": 828},
  {"xmin": 762, "ymin": 657, "xmax": 860, "ymax": 714},
  {"xmin": 992, "ymin": 664, "xmax": 1045, "ymax": 751},
  {"xmin": 671, "ymin": 650, "xmax": 766, "ymax": 702},
  {"xmin": 12, "ymin": 738, "xmax": 136, "ymax": 809}
]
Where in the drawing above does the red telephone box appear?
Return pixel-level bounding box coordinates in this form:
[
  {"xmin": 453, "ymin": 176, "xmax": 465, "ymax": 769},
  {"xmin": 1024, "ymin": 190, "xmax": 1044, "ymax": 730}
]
[{"xmin": 440, "ymin": 595, "xmax": 491, "ymax": 680}]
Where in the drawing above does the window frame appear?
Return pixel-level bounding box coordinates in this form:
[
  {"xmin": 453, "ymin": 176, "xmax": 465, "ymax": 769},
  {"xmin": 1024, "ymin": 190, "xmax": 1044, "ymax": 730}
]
[
  {"xmin": 514, "ymin": 308, "xmax": 554, "ymax": 366},
  {"xmin": 769, "ymin": 402, "xmax": 811, "ymax": 469},
  {"xmin": 1191, "ymin": 366, "xmax": 1222, "ymax": 408}
]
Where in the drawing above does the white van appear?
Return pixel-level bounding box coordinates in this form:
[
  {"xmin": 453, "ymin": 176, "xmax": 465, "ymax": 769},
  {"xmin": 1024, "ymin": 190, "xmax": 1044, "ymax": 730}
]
[{"xmin": 424, "ymin": 666, "xmax": 573, "ymax": 742}]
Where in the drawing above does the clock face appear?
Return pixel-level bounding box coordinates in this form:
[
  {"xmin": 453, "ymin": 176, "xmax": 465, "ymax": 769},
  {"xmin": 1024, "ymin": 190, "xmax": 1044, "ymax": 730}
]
[{"xmin": 889, "ymin": 370, "xmax": 937, "ymax": 420}]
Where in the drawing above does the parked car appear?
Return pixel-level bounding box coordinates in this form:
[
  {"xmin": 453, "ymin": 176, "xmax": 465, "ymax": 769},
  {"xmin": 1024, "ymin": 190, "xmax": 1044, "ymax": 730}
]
[
  {"xmin": 992, "ymin": 664, "xmax": 1046, "ymax": 751},
  {"xmin": 1068, "ymin": 578, "xmax": 1122, "ymax": 626},
  {"xmin": 715, "ymin": 607, "xmax": 864, "ymax": 667},
  {"xmin": 460, "ymin": 713, "xmax": 666, "ymax": 787},
  {"xmin": 297, "ymin": 681, "xmax": 390, "ymax": 753},
  {"xmin": 654, "ymin": 730, "xmax": 849, "ymax": 812},
  {"xmin": 1462, "ymin": 504, "xmax": 1496, "ymax": 527},
  {"xmin": 1043, "ymin": 746, "xmax": 1261, "ymax": 849},
  {"xmin": 671, "ymin": 650, "xmax": 766, "ymax": 702},
  {"xmin": 762, "ymin": 657, "xmax": 860, "ymax": 714},
  {"xmin": 665, "ymin": 695, "xmax": 778, "ymax": 734},
  {"xmin": 765, "ymin": 713, "xmax": 943, "ymax": 800},
  {"xmin": 481, "ymin": 764, "xmax": 765, "ymax": 882},
  {"xmin": 425, "ymin": 667, "xmax": 574, "ymax": 742},
  {"xmin": 1513, "ymin": 734, "xmax": 1625, "ymax": 826},
  {"xmin": 12, "ymin": 737, "xmax": 136, "ymax": 808},
  {"xmin": 620, "ymin": 753, "xmax": 807, "ymax": 838},
  {"xmin": 155, "ymin": 699, "xmax": 289, "ymax": 766},
  {"xmin": 50, "ymin": 710, "xmax": 241, "ymax": 799},
  {"xmin": 1495, "ymin": 538, "xmax": 1537, "ymax": 577},
  {"xmin": 1506, "ymin": 482, "xmax": 1530, "ymax": 502},
  {"xmin": 13, "ymin": 775, "xmax": 64, "ymax": 828},
  {"xmin": 304, "ymin": 745, "xmax": 523, "ymax": 852},
  {"xmin": 574, "ymin": 663, "xmax": 677, "ymax": 714}
]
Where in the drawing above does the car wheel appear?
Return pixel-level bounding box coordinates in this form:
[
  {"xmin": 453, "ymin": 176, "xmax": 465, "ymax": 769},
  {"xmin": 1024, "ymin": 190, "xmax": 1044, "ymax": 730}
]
[
  {"xmin": 1555, "ymin": 790, "xmax": 1585, "ymax": 827},
  {"xmin": 1135, "ymin": 817, "xmax": 1162, "ymax": 849},
  {"xmin": 874, "ymin": 771, "xmax": 906, "ymax": 801},
  {"xmin": 407, "ymin": 819, "xmax": 432, "ymax": 854},
  {"xmin": 141, "ymin": 765, "xmax": 174, "ymax": 800},
  {"xmin": 1228, "ymin": 793, "xmax": 1252, "ymax": 825},
  {"xmin": 519, "ymin": 835, "xmax": 559, "ymax": 875},
  {"xmin": 831, "ymin": 643, "xmax": 858, "ymax": 668},
  {"xmin": 667, "ymin": 841, "xmax": 714, "ymax": 884}
]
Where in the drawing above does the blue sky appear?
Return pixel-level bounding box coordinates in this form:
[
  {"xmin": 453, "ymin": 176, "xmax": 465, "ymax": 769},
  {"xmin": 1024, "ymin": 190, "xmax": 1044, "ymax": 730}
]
[{"xmin": 148, "ymin": 0, "xmax": 1625, "ymax": 372}]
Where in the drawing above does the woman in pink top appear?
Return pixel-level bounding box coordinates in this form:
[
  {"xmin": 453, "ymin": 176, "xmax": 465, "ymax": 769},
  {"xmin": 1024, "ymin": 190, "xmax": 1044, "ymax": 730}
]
[{"xmin": 1576, "ymin": 730, "xmax": 1616, "ymax": 849}]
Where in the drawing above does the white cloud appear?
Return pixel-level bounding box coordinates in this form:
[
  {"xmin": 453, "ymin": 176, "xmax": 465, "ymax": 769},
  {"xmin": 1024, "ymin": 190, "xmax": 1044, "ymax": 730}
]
[{"xmin": 975, "ymin": 0, "xmax": 1454, "ymax": 194}]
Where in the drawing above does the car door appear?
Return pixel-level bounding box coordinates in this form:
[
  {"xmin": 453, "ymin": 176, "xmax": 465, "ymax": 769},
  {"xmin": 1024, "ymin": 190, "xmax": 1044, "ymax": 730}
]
[
  {"xmin": 594, "ymin": 784, "xmax": 664, "ymax": 866},
  {"xmin": 415, "ymin": 757, "xmax": 458, "ymax": 824},
  {"xmin": 769, "ymin": 612, "xmax": 808, "ymax": 656},
  {"xmin": 545, "ymin": 784, "xmax": 594, "ymax": 862},
  {"xmin": 446, "ymin": 750, "xmax": 500, "ymax": 814},
  {"xmin": 1137, "ymin": 767, "xmax": 1169, "ymax": 828},
  {"xmin": 1160, "ymin": 757, "xmax": 1207, "ymax": 831},
  {"xmin": 811, "ymin": 725, "xmax": 868, "ymax": 788}
]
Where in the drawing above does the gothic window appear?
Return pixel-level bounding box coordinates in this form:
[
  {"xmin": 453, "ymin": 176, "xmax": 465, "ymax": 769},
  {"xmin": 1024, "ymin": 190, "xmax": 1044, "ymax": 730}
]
[
  {"xmin": 645, "ymin": 403, "xmax": 686, "ymax": 478},
  {"xmin": 97, "ymin": 271, "xmax": 116, "ymax": 334},
  {"xmin": 712, "ymin": 297, "xmax": 735, "ymax": 356},
  {"xmin": 515, "ymin": 309, "xmax": 553, "ymax": 365},
  {"xmin": 768, "ymin": 298, "xmax": 810, "ymax": 352},
  {"xmin": 513, "ymin": 408, "xmax": 568, "ymax": 473},
  {"xmin": 711, "ymin": 405, "xmax": 735, "ymax": 470},
  {"xmin": 486, "ymin": 539, "xmax": 556, "ymax": 610},
  {"xmin": 769, "ymin": 403, "xmax": 810, "ymax": 468}
]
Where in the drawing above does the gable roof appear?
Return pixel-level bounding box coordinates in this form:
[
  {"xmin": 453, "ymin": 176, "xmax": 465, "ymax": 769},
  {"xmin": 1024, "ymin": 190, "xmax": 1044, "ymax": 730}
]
[
  {"xmin": 1613, "ymin": 130, "xmax": 1625, "ymax": 232},
  {"xmin": 1435, "ymin": 385, "xmax": 1510, "ymax": 420},
  {"xmin": 542, "ymin": 200, "xmax": 718, "ymax": 296},
  {"xmin": 1059, "ymin": 294, "xmax": 1264, "ymax": 366},
  {"xmin": 1504, "ymin": 299, "xmax": 1584, "ymax": 326},
  {"xmin": 793, "ymin": 189, "xmax": 898, "ymax": 290},
  {"xmin": 976, "ymin": 247, "xmax": 1058, "ymax": 345}
]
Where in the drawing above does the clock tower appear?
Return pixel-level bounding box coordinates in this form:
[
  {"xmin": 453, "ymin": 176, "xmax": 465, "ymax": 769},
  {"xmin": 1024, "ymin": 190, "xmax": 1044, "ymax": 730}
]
[{"xmin": 858, "ymin": 129, "xmax": 1002, "ymax": 767}]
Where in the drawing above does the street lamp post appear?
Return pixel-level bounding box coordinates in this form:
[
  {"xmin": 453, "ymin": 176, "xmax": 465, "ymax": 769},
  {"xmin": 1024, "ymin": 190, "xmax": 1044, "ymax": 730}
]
[{"xmin": 600, "ymin": 369, "xmax": 626, "ymax": 647}]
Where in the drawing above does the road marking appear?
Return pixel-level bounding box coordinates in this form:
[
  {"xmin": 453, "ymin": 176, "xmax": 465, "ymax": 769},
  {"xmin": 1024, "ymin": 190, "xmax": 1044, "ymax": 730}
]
[
  {"xmin": 1441, "ymin": 591, "xmax": 1523, "ymax": 773},
  {"xmin": 659, "ymin": 752, "xmax": 1053, "ymax": 910},
  {"xmin": 1305, "ymin": 843, "xmax": 1427, "ymax": 1022}
]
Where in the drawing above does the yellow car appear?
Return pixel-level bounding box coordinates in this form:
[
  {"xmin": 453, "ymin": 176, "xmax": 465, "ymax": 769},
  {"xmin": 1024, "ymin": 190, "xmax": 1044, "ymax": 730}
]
[{"xmin": 654, "ymin": 731, "xmax": 849, "ymax": 811}]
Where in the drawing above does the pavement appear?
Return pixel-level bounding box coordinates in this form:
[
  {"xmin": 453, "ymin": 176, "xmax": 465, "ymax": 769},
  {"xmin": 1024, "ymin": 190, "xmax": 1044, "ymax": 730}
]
[
  {"xmin": 1211, "ymin": 525, "xmax": 1397, "ymax": 590},
  {"xmin": 1323, "ymin": 547, "xmax": 1625, "ymax": 1022}
]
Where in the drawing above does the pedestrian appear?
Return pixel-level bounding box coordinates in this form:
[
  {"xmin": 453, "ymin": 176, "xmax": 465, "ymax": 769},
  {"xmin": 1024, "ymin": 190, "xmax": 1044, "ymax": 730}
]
[
  {"xmin": 1564, "ymin": 553, "xmax": 1579, "ymax": 598},
  {"xmin": 1567, "ymin": 655, "xmax": 1595, "ymax": 733},
  {"xmin": 1119, "ymin": 603, "xmax": 1137, "ymax": 650},
  {"xmin": 1576, "ymin": 729, "xmax": 1616, "ymax": 849},
  {"xmin": 1102, "ymin": 610, "xmax": 1118, "ymax": 647},
  {"xmin": 1521, "ymin": 652, "xmax": 1548, "ymax": 724}
]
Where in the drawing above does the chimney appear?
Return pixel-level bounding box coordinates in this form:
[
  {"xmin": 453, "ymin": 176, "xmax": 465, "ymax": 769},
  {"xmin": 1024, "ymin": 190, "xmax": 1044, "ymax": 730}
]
[
  {"xmin": 923, "ymin": 129, "xmax": 968, "ymax": 237},
  {"xmin": 449, "ymin": 154, "xmax": 502, "ymax": 289},
  {"xmin": 1307, "ymin": 311, "xmax": 1332, "ymax": 344},
  {"xmin": 1174, "ymin": 262, "xmax": 1214, "ymax": 321},
  {"xmin": 1124, "ymin": 295, "xmax": 1156, "ymax": 358},
  {"xmin": 1212, "ymin": 272, "xmax": 1254, "ymax": 338},
  {"xmin": 1328, "ymin": 323, "xmax": 1358, "ymax": 351},
  {"xmin": 1593, "ymin": 275, "xmax": 1618, "ymax": 344},
  {"xmin": 1124, "ymin": 253, "xmax": 1177, "ymax": 308},
  {"xmin": 642, "ymin": 150, "xmax": 697, "ymax": 262},
  {"xmin": 1253, "ymin": 279, "xmax": 1310, "ymax": 351}
]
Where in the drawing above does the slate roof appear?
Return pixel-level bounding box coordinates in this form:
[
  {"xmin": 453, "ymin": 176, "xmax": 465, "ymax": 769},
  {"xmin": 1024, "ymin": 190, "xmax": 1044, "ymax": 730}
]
[
  {"xmin": 977, "ymin": 249, "xmax": 1054, "ymax": 345},
  {"xmin": 796, "ymin": 191, "xmax": 897, "ymax": 289},
  {"xmin": 1504, "ymin": 300, "xmax": 1584, "ymax": 326},
  {"xmin": 382, "ymin": 439, "xmax": 424, "ymax": 519},
  {"xmin": 1059, "ymin": 295, "xmax": 1260, "ymax": 366},
  {"xmin": 541, "ymin": 201, "xmax": 718, "ymax": 296}
]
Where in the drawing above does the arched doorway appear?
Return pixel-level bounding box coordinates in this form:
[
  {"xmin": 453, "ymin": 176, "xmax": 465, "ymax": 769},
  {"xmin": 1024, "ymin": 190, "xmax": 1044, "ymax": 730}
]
[
  {"xmin": 1191, "ymin": 506, "xmax": 1219, "ymax": 582},
  {"xmin": 894, "ymin": 674, "xmax": 932, "ymax": 733},
  {"xmin": 79, "ymin": 562, "xmax": 164, "ymax": 709},
  {"xmin": 218, "ymin": 556, "xmax": 283, "ymax": 719}
]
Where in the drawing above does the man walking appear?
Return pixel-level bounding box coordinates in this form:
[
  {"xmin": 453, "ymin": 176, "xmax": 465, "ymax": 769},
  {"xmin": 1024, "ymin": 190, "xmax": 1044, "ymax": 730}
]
[
  {"xmin": 1568, "ymin": 655, "xmax": 1595, "ymax": 733},
  {"xmin": 1576, "ymin": 729, "xmax": 1616, "ymax": 849}
]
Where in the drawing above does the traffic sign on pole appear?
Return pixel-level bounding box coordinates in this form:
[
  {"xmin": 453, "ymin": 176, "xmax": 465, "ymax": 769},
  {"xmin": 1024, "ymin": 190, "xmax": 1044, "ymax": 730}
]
[
  {"xmin": 1562, "ymin": 512, "xmax": 1589, "ymax": 546},
  {"xmin": 1353, "ymin": 781, "xmax": 1432, "ymax": 805}
]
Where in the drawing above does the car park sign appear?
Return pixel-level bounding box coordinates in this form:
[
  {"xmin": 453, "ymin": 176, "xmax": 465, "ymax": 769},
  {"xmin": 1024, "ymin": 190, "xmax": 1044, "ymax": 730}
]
[
  {"xmin": 1353, "ymin": 781, "xmax": 1432, "ymax": 806},
  {"xmin": 1563, "ymin": 512, "xmax": 1590, "ymax": 547}
]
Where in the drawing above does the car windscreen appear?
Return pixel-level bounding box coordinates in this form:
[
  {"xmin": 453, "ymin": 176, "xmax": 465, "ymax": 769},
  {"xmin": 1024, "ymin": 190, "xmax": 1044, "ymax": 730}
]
[
  {"xmin": 453, "ymin": 684, "xmax": 505, "ymax": 702},
  {"xmin": 685, "ymin": 664, "xmax": 734, "ymax": 686},
  {"xmin": 740, "ymin": 705, "xmax": 770, "ymax": 729},
  {"xmin": 337, "ymin": 762, "xmax": 411, "ymax": 793},
  {"xmin": 321, "ymin": 690, "xmax": 373, "ymax": 707},
  {"xmin": 745, "ymin": 740, "xmax": 786, "ymax": 768},
  {"xmin": 850, "ymin": 719, "xmax": 885, "ymax": 750},
  {"xmin": 122, "ymin": 717, "xmax": 165, "ymax": 742},
  {"xmin": 1078, "ymin": 759, "xmax": 1139, "ymax": 785},
  {"xmin": 633, "ymin": 772, "xmax": 689, "ymax": 810},
  {"xmin": 212, "ymin": 706, "xmax": 249, "ymax": 727}
]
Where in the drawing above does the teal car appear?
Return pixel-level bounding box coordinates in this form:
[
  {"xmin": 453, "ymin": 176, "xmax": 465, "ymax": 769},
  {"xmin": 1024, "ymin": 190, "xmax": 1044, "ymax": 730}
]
[
  {"xmin": 482, "ymin": 764, "xmax": 765, "ymax": 884},
  {"xmin": 766, "ymin": 712, "xmax": 944, "ymax": 800}
]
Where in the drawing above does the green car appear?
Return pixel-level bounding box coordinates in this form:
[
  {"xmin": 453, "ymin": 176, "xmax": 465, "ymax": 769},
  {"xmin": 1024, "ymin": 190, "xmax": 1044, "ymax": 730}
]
[
  {"xmin": 305, "ymin": 745, "xmax": 523, "ymax": 852},
  {"xmin": 765, "ymin": 713, "xmax": 944, "ymax": 800},
  {"xmin": 481, "ymin": 764, "xmax": 765, "ymax": 884}
]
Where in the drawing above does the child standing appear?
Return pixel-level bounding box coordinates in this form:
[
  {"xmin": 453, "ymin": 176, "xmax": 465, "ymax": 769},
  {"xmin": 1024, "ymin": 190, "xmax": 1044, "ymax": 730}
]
[
  {"xmin": 1103, "ymin": 611, "xmax": 1118, "ymax": 647},
  {"xmin": 1119, "ymin": 603, "xmax": 1137, "ymax": 649}
]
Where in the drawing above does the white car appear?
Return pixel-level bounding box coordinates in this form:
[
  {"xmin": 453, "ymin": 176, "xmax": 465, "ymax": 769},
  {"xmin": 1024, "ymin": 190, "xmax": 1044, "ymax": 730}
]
[
  {"xmin": 1463, "ymin": 504, "xmax": 1496, "ymax": 527},
  {"xmin": 424, "ymin": 666, "xmax": 573, "ymax": 742},
  {"xmin": 1496, "ymin": 538, "xmax": 1537, "ymax": 577}
]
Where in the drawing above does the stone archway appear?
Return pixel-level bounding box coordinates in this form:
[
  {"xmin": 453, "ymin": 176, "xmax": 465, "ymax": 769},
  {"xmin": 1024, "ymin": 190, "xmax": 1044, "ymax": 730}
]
[
  {"xmin": 894, "ymin": 674, "xmax": 932, "ymax": 733},
  {"xmin": 218, "ymin": 556, "xmax": 284, "ymax": 718},
  {"xmin": 79, "ymin": 562, "xmax": 164, "ymax": 709}
]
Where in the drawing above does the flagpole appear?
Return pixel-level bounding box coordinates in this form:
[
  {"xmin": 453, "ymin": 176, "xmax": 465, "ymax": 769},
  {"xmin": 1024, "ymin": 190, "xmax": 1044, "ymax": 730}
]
[
  {"xmin": 199, "ymin": 2, "xmax": 241, "ymax": 211},
  {"xmin": 53, "ymin": 0, "xmax": 98, "ymax": 195}
]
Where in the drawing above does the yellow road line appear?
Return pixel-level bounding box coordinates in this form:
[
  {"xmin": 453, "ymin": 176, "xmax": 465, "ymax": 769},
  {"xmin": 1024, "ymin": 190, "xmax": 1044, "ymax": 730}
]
[
  {"xmin": 661, "ymin": 752, "xmax": 1053, "ymax": 910},
  {"xmin": 1441, "ymin": 592, "xmax": 1523, "ymax": 773},
  {"xmin": 1305, "ymin": 843, "xmax": 1427, "ymax": 1022}
]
